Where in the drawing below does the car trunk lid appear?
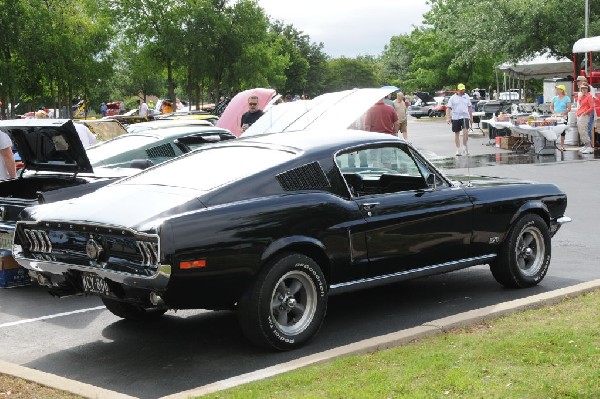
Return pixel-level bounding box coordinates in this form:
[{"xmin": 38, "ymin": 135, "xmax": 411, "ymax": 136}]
[{"xmin": 0, "ymin": 119, "xmax": 93, "ymax": 174}]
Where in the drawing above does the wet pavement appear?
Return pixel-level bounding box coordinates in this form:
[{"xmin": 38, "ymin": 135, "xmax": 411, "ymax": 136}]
[
  {"xmin": 408, "ymin": 117, "xmax": 599, "ymax": 169},
  {"xmin": 430, "ymin": 148, "xmax": 600, "ymax": 170}
]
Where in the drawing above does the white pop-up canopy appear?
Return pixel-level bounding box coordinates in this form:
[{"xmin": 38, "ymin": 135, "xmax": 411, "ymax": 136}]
[
  {"xmin": 573, "ymin": 36, "xmax": 600, "ymax": 53},
  {"xmin": 498, "ymin": 52, "xmax": 573, "ymax": 80}
]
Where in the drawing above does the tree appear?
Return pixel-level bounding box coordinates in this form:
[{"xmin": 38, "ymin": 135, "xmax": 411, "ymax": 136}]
[
  {"xmin": 268, "ymin": 21, "xmax": 328, "ymax": 97},
  {"xmin": 324, "ymin": 57, "xmax": 378, "ymax": 91}
]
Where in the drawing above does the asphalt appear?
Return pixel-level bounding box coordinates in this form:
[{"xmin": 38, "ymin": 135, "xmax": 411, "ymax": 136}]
[
  {"xmin": 1, "ymin": 280, "xmax": 598, "ymax": 399},
  {"xmin": 1, "ymin": 116, "xmax": 599, "ymax": 398}
]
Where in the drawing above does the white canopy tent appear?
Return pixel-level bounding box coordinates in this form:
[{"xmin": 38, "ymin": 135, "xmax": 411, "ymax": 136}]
[
  {"xmin": 573, "ymin": 36, "xmax": 600, "ymax": 53},
  {"xmin": 498, "ymin": 52, "xmax": 573, "ymax": 80},
  {"xmin": 496, "ymin": 53, "xmax": 573, "ymax": 102}
]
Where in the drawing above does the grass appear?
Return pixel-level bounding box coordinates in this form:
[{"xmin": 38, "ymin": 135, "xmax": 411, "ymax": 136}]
[
  {"xmin": 0, "ymin": 374, "xmax": 83, "ymax": 399},
  {"xmin": 0, "ymin": 290, "xmax": 598, "ymax": 399},
  {"xmin": 202, "ymin": 289, "xmax": 600, "ymax": 399}
]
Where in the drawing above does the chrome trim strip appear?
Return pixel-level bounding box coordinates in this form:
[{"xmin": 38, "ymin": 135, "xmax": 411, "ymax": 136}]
[
  {"xmin": 347, "ymin": 228, "xmax": 354, "ymax": 264},
  {"xmin": 14, "ymin": 254, "xmax": 171, "ymax": 291},
  {"xmin": 329, "ymin": 254, "xmax": 497, "ymax": 295}
]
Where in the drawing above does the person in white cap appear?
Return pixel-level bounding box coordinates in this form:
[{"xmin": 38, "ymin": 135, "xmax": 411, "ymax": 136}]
[
  {"xmin": 446, "ymin": 83, "xmax": 473, "ymax": 156},
  {"xmin": 576, "ymin": 82, "xmax": 595, "ymax": 154},
  {"xmin": 574, "ymin": 75, "xmax": 595, "ymax": 145}
]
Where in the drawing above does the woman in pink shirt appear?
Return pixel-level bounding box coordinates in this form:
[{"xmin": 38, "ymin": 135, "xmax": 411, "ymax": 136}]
[{"xmin": 576, "ymin": 83, "xmax": 594, "ymax": 154}]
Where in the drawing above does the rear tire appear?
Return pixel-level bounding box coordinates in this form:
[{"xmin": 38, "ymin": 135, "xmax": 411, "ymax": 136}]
[
  {"xmin": 102, "ymin": 298, "xmax": 167, "ymax": 321},
  {"xmin": 490, "ymin": 214, "xmax": 551, "ymax": 288},
  {"xmin": 238, "ymin": 253, "xmax": 327, "ymax": 351}
]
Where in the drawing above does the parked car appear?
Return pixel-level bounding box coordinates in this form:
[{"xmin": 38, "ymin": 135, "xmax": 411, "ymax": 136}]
[
  {"xmin": 86, "ymin": 125, "xmax": 235, "ymax": 169},
  {"xmin": 104, "ymin": 108, "xmax": 161, "ymax": 125},
  {"xmin": 126, "ymin": 119, "xmax": 214, "ymax": 134},
  {"xmin": 157, "ymin": 111, "xmax": 219, "ymax": 126},
  {"xmin": 13, "ymin": 127, "xmax": 570, "ymax": 350},
  {"xmin": 407, "ymin": 91, "xmax": 438, "ymax": 118},
  {"xmin": 431, "ymin": 96, "xmax": 451, "ymax": 117},
  {"xmin": 0, "ymin": 119, "xmax": 233, "ymax": 255}
]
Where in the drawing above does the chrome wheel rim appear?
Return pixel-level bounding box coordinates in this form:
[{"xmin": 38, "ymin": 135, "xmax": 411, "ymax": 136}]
[
  {"xmin": 270, "ymin": 270, "xmax": 317, "ymax": 336},
  {"xmin": 516, "ymin": 226, "xmax": 545, "ymax": 277}
]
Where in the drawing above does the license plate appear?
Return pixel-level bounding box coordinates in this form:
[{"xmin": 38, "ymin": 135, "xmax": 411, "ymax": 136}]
[
  {"xmin": 0, "ymin": 231, "xmax": 13, "ymax": 251},
  {"xmin": 81, "ymin": 272, "xmax": 111, "ymax": 296}
]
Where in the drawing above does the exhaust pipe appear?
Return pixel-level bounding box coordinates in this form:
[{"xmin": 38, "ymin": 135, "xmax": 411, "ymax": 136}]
[{"xmin": 149, "ymin": 292, "xmax": 165, "ymax": 307}]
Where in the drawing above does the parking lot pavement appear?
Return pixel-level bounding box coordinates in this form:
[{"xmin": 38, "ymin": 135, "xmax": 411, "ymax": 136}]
[{"xmin": 0, "ymin": 119, "xmax": 598, "ymax": 398}]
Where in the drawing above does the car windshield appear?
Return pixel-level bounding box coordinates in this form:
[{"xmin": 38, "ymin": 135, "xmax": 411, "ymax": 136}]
[
  {"xmin": 119, "ymin": 145, "xmax": 297, "ymax": 191},
  {"xmin": 87, "ymin": 135, "xmax": 158, "ymax": 164}
]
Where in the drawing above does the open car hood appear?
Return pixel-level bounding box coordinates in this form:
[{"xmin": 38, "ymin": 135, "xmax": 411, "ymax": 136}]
[
  {"xmin": 242, "ymin": 87, "xmax": 397, "ymax": 137},
  {"xmin": 216, "ymin": 88, "xmax": 277, "ymax": 137},
  {"xmin": 0, "ymin": 119, "xmax": 93, "ymax": 173},
  {"xmin": 414, "ymin": 91, "xmax": 437, "ymax": 104}
]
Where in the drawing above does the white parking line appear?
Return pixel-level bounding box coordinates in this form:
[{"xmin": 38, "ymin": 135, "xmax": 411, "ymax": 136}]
[{"xmin": 0, "ymin": 306, "xmax": 106, "ymax": 328}]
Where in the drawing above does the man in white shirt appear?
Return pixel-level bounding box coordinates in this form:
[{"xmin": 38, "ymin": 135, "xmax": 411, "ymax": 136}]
[
  {"xmin": 0, "ymin": 130, "xmax": 17, "ymax": 180},
  {"xmin": 446, "ymin": 83, "xmax": 473, "ymax": 156}
]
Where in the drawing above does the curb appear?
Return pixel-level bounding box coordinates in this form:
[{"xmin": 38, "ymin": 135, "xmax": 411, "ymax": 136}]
[
  {"xmin": 0, "ymin": 359, "xmax": 136, "ymax": 399},
  {"xmin": 1, "ymin": 280, "xmax": 599, "ymax": 399},
  {"xmin": 162, "ymin": 279, "xmax": 600, "ymax": 399}
]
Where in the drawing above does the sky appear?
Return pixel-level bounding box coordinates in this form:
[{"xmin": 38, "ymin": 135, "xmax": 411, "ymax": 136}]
[{"xmin": 257, "ymin": 0, "xmax": 431, "ymax": 58}]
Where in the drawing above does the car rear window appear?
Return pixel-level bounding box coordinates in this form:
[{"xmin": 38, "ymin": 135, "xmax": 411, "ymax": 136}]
[
  {"xmin": 120, "ymin": 146, "xmax": 297, "ymax": 191},
  {"xmin": 87, "ymin": 135, "xmax": 158, "ymax": 164}
]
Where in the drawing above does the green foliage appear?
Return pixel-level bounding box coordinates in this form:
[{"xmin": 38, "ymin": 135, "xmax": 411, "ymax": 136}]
[
  {"xmin": 7, "ymin": 0, "xmax": 600, "ymax": 113},
  {"xmin": 324, "ymin": 57, "xmax": 379, "ymax": 91}
]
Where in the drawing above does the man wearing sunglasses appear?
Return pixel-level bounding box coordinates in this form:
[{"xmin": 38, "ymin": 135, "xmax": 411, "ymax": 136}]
[{"xmin": 241, "ymin": 95, "xmax": 264, "ymax": 133}]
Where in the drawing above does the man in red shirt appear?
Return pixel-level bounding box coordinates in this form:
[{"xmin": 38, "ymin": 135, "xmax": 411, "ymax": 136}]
[{"xmin": 365, "ymin": 98, "xmax": 399, "ymax": 135}]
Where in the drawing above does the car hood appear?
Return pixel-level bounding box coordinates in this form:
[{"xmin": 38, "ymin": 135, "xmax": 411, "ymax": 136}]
[
  {"xmin": 25, "ymin": 184, "xmax": 203, "ymax": 229},
  {"xmin": 414, "ymin": 91, "xmax": 437, "ymax": 104},
  {"xmin": 242, "ymin": 87, "xmax": 398, "ymax": 137},
  {"xmin": 0, "ymin": 119, "xmax": 93, "ymax": 173},
  {"xmin": 216, "ymin": 88, "xmax": 277, "ymax": 137}
]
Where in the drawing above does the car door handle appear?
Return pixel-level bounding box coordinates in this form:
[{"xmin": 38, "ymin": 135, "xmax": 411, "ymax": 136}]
[{"xmin": 359, "ymin": 202, "xmax": 379, "ymax": 211}]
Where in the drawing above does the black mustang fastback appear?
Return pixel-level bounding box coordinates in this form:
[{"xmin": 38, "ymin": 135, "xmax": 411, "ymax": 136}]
[{"xmin": 12, "ymin": 130, "xmax": 570, "ymax": 350}]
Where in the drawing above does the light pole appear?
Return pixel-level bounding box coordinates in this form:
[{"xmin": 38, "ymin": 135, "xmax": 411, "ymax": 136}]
[{"xmin": 584, "ymin": 0, "xmax": 589, "ymax": 73}]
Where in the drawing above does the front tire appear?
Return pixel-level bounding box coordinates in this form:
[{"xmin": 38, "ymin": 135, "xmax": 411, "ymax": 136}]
[
  {"xmin": 490, "ymin": 214, "xmax": 551, "ymax": 288},
  {"xmin": 238, "ymin": 253, "xmax": 327, "ymax": 350},
  {"xmin": 102, "ymin": 298, "xmax": 167, "ymax": 321}
]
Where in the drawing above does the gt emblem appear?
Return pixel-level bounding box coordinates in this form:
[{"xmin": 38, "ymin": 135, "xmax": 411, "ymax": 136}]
[
  {"xmin": 489, "ymin": 236, "xmax": 500, "ymax": 244},
  {"xmin": 86, "ymin": 238, "xmax": 103, "ymax": 260}
]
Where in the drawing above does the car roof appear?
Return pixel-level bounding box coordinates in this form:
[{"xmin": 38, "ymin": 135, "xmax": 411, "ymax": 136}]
[{"xmin": 233, "ymin": 129, "xmax": 403, "ymax": 154}]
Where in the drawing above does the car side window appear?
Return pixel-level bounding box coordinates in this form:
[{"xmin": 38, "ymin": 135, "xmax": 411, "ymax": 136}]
[{"xmin": 336, "ymin": 145, "xmax": 429, "ymax": 196}]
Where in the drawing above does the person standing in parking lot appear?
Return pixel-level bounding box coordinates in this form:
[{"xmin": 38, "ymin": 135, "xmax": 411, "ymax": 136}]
[
  {"xmin": 393, "ymin": 92, "xmax": 409, "ymax": 140},
  {"xmin": 446, "ymin": 83, "xmax": 473, "ymax": 156},
  {"xmin": 137, "ymin": 99, "xmax": 149, "ymax": 117},
  {"xmin": 240, "ymin": 95, "xmax": 264, "ymax": 133},
  {"xmin": 576, "ymin": 82, "xmax": 594, "ymax": 154},
  {"xmin": 365, "ymin": 98, "xmax": 399, "ymax": 135},
  {"xmin": 0, "ymin": 130, "xmax": 17, "ymax": 180}
]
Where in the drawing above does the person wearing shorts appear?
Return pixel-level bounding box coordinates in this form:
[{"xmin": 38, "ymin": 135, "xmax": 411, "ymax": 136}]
[{"xmin": 446, "ymin": 83, "xmax": 473, "ymax": 156}]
